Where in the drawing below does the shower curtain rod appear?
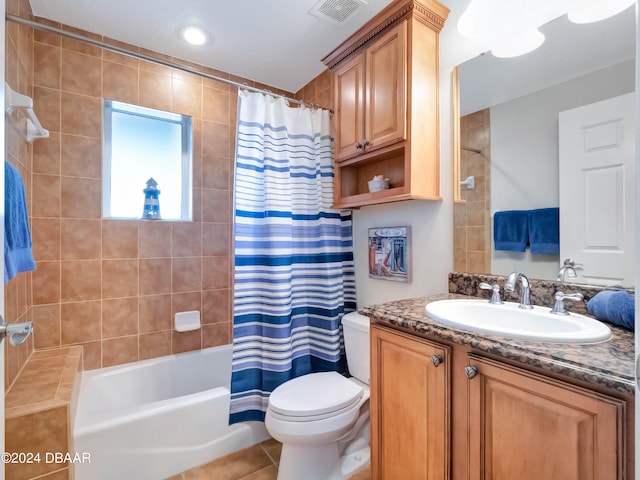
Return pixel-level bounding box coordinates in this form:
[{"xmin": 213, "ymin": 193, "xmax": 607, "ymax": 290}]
[{"xmin": 6, "ymin": 14, "xmax": 333, "ymax": 114}]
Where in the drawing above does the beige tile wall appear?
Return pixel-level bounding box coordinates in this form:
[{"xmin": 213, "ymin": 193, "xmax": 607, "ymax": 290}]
[
  {"xmin": 24, "ymin": 18, "xmax": 293, "ymax": 370},
  {"xmin": 5, "ymin": 347, "xmax": 82, "ymax": 480},
  {"xmin": 3, "ymin": 8, "xmax": 304, "ymax": 480},
  {"xmin": 294, "ymin": 69, "xmax": 334, "ymax": 110},
  {"xmin": 5, "ymin": 0, "xmax": 35, "ymax": 391},
  {"xmin": 453, "ymin": 109, "xmax": 491, "ymax": 273}
]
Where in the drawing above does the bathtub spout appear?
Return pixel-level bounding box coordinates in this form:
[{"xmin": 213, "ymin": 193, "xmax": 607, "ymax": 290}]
[{"xmin": 0, "ymin": 319, "xmax": 33, "ymax": 346}]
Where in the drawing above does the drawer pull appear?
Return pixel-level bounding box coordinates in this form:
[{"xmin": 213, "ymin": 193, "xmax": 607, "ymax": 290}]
[
  {"xmin": 431, "ymin": 354, "xmax": 443, "ymax": 367},
  {"xmin": 465, "ymin": 365, "xmax": 478, "ymax": 379}
]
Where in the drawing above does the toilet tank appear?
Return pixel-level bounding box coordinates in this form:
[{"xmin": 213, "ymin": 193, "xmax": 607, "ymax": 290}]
[{"xmin": 342, "ymin": 312, "xmax": 370, "ymax": 385}]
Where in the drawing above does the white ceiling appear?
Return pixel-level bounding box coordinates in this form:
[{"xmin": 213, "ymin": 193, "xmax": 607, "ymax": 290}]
[
  {"xmin": 28, "ymin": 0, "xmax": 397, "ymax": 93},
  {"xmin": 27, "ymin": 1, "xmax": 635, "ymax": 102}
]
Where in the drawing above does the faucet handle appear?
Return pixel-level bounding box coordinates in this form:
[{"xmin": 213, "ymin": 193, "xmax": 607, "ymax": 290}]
[
  {"xmin": 479, "ymin": 282, "xmax": 504, "ymax": 305},
  {"xmin": 550, "ymin": 291, "xmax": 584, "ymax": 315},
  {"xmin": 562, "ymin": 258, "xmax": 583, "ymax": 268}
]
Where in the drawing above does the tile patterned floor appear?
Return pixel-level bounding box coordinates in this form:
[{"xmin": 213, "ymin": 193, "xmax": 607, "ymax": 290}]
[{"xmin": 169, "ymin": 439, "xmax": 371, "ymax": 480}]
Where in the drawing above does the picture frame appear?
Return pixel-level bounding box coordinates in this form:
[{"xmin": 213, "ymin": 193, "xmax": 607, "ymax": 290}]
[{"xmin": 368, "ymin": 226, "xmax": 410, "ymax": 282}]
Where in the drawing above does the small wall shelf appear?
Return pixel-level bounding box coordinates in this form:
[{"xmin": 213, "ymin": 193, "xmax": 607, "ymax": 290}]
[{"xmin": 5, "ymin": 82, "xmax": 49, "ymax": 142}]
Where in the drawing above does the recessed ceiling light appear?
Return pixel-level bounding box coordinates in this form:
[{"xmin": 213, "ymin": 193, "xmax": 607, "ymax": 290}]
[{"xmin": 180, "ymin": 26, "xmax": 207, "ymax": 46}]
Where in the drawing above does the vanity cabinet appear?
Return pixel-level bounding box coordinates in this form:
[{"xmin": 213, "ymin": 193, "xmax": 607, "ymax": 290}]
[
  {"xmin": 371, "ymin": 325, "xmax": 629, "ymax": 480},
  {"xmin": 323, "ymin": 0, "xmax": 449, "ymax": 209},
  {"xmin": 370, "ymin": 325, "xmax": 450, "ymax": 480},
  {"xmin": 466, "ymin": 354, "xmax": 625, "ymax": 480}
]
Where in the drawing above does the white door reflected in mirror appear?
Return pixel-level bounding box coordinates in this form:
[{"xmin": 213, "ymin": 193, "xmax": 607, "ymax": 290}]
[{"xmin": 559, "ymin": 92, "xmax": 635, "ymax": 287}]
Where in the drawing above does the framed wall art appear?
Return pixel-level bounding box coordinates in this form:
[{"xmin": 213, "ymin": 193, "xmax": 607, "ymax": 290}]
[{"xmin": 368, "ymin": 226, "xmax": 410, "ymax": 282}]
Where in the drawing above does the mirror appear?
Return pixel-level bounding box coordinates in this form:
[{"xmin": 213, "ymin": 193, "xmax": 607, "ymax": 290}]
[{"xmin": 453, "ymin": 6, "xmax": 636, "ymax": 284}]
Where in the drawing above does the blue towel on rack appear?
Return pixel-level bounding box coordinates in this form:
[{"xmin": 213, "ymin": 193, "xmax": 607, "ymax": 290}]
[
  {"xmin": 587, "ymin": 290, "xmax": 634, "ymax": 331},
  {"xmin": 5, "ymin": 161, "xmax": 36, "ymax": 283},
  {"xmin": 493, "ymin": 210, "xmax": 528, "ymax": 252},
  {"xmin": 528, "ymin": 207, "xmax": 559, "ymax": 255}
]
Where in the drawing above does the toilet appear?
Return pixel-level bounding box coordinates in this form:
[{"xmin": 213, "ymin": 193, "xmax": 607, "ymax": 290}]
[{"xmin": 265, "ymin": 311, "xmax": 371, "ymax": 480}]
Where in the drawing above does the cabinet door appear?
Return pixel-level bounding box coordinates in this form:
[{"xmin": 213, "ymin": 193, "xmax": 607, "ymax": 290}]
[
  {"xmin": 371, "ymin": 326, "xmax": 449, "ymax": 480},
  {"xmin": 467, "ymin": 354, "xmax": 625, "ymax": 480},
  {"xmin": 334, "ymin": 53, "xmax": 365, "ymax": 161},
  {"xmin": 365, "ymin": 21, "xmax": 406, "ymax": 152}
]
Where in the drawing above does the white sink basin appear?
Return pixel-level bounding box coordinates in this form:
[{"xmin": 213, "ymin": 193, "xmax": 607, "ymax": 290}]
[{"xmin": 425, "ymin": 299, "xmax": 612, "ymax": 343}]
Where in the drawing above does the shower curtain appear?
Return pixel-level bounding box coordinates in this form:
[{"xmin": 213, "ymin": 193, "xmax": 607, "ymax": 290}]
[{"xmin": 230, "ymin": 91, "xmax": 356, "ymax": 423}]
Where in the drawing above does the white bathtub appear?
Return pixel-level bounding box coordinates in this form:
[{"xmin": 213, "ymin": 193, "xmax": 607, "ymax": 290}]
[{"xmin": 73, "ymin": 344, "xmax": 270, "ymax": 480}]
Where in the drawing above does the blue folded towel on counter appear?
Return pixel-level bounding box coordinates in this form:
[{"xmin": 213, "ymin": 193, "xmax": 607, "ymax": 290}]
[
  {"xmin": 493, "ymin": 210, "xmax": 528, "ymax": 252},
  {"xmin": 528, "ymin": 207, "xmax": 559, "ymax": 255},
  {"xmin": 5, "ymin": 161, "xmax": 36, "ymax": 283},
  {"xmin": 587, "ymin": 290, "xmax": 634, "ymax": 331}
]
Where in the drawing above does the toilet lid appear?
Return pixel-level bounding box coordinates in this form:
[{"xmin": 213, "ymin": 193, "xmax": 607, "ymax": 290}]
[{"xmin": 269, "ymin": 372, "xmax": 363, "ymax": 418}]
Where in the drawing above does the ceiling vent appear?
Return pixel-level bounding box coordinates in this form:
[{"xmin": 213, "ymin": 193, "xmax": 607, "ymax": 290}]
[{"xmin": 310, "ymin": 0, "xmax": 368, "ymax": 25}]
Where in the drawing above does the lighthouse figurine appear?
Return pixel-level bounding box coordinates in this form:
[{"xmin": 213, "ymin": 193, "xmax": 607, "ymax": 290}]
[{"xmin": 142, "ymin": 177, "xmax": 161, "ymax": 219}]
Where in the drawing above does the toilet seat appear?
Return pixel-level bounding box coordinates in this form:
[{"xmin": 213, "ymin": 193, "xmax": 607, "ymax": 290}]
[{"xmin": 268, "ymin": 372, "xmax": 364, "ymax": 421}]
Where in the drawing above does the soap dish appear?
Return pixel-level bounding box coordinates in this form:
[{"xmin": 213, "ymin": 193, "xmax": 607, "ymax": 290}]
[{"xmin": 175, "ymin": 310, "xmax": 201, "ymax": 332}]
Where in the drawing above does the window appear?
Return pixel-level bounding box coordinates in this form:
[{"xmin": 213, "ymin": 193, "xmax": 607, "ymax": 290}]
[{"xmin": 103, "ymin": 100, "xmax": 193, "ymax": 220}]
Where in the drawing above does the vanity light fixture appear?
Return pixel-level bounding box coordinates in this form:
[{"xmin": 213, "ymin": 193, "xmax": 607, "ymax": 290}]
[
  {"xmin": 491, "ymin": 29, "xmax": 545, "ymax": 58},
  {"xmin": 567, "ymin": 0, "xmax": 635, "ymax": 24},
  {"xmin": 457, "ymin": 0, "xmax": 563, "ymax": 58},
  {"xmin": 180, "ymin": 26, "xmax": 207, "ymax": 46},
  {"xmin": 458, "ymin": 0, "xmax": 633, "ymax": 58}
]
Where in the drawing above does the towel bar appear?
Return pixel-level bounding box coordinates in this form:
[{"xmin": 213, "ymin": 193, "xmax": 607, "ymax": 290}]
[{"xmin": 5, "ymin": 82, "xmax": 49, "ymax": 142}]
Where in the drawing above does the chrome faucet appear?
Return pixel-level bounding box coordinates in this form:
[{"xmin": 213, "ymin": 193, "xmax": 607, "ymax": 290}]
[
  {"xmin": 504, "ymin": 272, "xmax": 533, "ymax": 310},
  {"xmin": 550, "ymin": 291, "xmax": 584, "ymax": 315},
  {"xmin": 556, "ymin": 258, "xmax": 581, "ymax": 282},
  {"xmin": 479, "ymin": 282, "xmax": 504, "ymax": 305}
]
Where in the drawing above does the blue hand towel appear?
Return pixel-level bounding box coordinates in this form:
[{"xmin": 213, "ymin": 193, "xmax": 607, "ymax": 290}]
[
  {"xmin": 587, "ymin": 290, "xmax": 634, "ymax": 331},
  {"xmin": 5, "ymin": 161, "xmax": 36, "ymax": 283},
  {"xmin": 493, "ymin": 210, "xmax": 528, "ymax": 252},
  {"xmin": 528, "ymin": 207, "xmax": 559, "ymax": 255}
]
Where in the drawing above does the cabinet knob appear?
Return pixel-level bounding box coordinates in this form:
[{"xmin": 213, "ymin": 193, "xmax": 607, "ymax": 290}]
[
  {"xmin": 362, "ymin": 139, "xmax": 370, "ymax": 148},
  {"xmin": 355, "ymin": 142, "xmax": 363, "ymax": 149},
  {"xmin": 464, "ymin": 365, "xmax": 478, "ymax": 379},
  {"xmin": 431, "ymin": 354, "xmax": 443, "ymax": 367}
]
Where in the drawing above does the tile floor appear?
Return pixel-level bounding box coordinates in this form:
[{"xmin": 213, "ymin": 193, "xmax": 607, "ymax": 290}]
[{"xmin": 169, "ymin": 439, "xmax": 371, "ymax": 480}]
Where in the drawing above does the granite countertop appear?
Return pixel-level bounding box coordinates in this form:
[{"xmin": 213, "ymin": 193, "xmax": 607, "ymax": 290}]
[{"xmin": 359, "ymin": 293, "xmax": 636, "ymax": 395}]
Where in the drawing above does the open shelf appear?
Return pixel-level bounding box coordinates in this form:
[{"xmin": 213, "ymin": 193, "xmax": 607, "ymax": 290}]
[{"xmin": 334, "ymin": 146, "xmax": 408, "ymax": 208}]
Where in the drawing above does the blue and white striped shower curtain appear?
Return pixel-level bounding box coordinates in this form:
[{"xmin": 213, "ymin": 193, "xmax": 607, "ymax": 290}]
[{"xmin": 230, "ymin": 91, "xmax": 356, "ymax": 423}]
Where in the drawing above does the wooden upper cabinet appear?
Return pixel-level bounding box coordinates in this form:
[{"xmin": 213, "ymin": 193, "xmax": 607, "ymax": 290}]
[
  {"xmin": 334, "ymin": 23, "xmax": 406, "ymax": 162},
  {"xmin": 334, "ymin": 53, "xmax": 365, "ymax": 161},
  {"xmin": 365, "ymin": 22, "xmax": 407, "ymax": 153},
  {"xmin": 323, "ymin": 0, "xmax": 449, "ymax": 208},
  {"xmin": 466, "ymin": 354, "xmax": 626, "ymax": 480},
  {"xmin": 371, "ymin": 325, "xmax": 450, "ymax": 480}
]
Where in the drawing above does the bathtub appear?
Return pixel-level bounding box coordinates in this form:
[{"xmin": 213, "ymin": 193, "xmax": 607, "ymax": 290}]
[{"xmin": 73, "ymin": 344, "xmax": 270, "ymax": 480}]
